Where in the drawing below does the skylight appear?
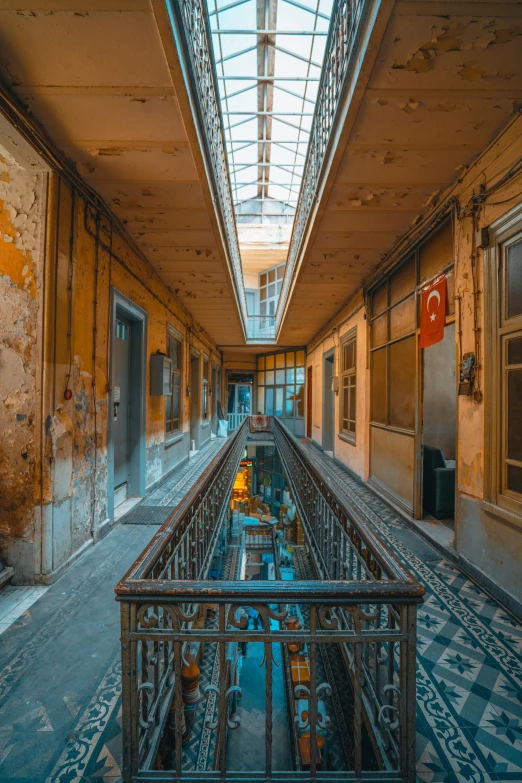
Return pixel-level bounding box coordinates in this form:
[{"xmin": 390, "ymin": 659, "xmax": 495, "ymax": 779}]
[{"xmin": 209, "ymin": 0, "xmax": 333, "ymax": 227}]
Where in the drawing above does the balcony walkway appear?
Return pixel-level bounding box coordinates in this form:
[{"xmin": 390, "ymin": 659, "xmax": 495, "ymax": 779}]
[
  {"xmin": 0, "ymin": 440, "xmax": 521, "ymax": 782},
  {"xmin": 299, "ymin": 442, "xmax": 522, "ymax": 783}
]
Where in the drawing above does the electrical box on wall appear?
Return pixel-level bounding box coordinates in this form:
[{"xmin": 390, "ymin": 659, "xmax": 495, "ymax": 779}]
[
  {"xmin": 331, "ymin": 376, "xmax": 339, "ymax": 394},
  {"xmin": 150, "ymin": 354, "xmax": 172, "ymax": 396}
]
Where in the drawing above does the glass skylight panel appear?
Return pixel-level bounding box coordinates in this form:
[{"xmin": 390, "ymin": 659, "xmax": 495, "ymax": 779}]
[{"xmin": 210, "ymin": 0, "xmax": 331, "ymax": 223}]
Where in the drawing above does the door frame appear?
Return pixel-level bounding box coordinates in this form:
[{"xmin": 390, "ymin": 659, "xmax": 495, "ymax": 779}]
[
  {"xmin": 322, "ymin": 348, "xmax": 335, "ymax": 452},
  {"xmin": 108, "ymin": 289, "xmax": 147, "ymax": 523},
  {"xmin": 306, "ymin": 365, "xmax": 313, "ymax": 438}
]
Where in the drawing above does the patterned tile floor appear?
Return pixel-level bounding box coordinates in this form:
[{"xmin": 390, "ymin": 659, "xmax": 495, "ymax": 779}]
[
  {"xmin": 300, "ymin": 444, "xmax": 522, "ymax": 783},
  {"xmin": 0, "ymin": 440, "xmax": 521, "ymax": 782}
]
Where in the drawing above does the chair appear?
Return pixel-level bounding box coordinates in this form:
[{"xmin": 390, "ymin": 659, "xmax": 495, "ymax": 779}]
[{"xmin": 422, "ymin": 445, "xmax": 455, "ymax": 519}]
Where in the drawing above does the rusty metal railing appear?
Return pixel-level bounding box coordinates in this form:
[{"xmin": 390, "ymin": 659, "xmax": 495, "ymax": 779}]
[{"xmin": 116, "ymin": 416, "xmax": 423, "ymax": 782}]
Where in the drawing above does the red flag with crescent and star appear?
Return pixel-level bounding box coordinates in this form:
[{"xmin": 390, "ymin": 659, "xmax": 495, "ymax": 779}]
[{"xmin": 419, "ymin": 274, "xmax": 447, "ymax": 349}]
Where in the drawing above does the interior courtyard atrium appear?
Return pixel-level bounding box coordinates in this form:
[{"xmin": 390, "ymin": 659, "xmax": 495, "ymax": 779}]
[{"xmin": 1, "ymin": 1, "xmax": 522, "ymax": 781}]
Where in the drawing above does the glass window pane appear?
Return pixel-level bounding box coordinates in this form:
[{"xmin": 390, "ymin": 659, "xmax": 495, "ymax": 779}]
[
  {"xmin": 389, "ymin": 337, "xmax": 416, "ymax": 430},
  {"xmin": 507, "ymin": 368, "xmax": 522, "ymax": 462},
  {"xmin": 296, "ymin": 350, "xmax": 305, "ymax": 366},
  {"xmin": 349, "ymin": 382, "xmax": 356, "ymax": 431},
  {"xmin": 165, "ymin": 394, "xmax": 172, "ymax": 432},
  {"xmin": 507, "ymin": 464, "xmax": 522, "ymax": 495},
  {"xmin": 257, "ymin": 386, "xmax": 265, "ymax": 414},
  {"xmin": 372, "ymin": 280, "xmax": 388, "ymax": 316},
  {"xmin": 258, "ymin": 371, "xmax": 265, "ymax": 385},
  {"xmin": 507, "ymin": 336, "xmax": 522, "ymax": 365},
  {"xmin": 260, "ymin": 273, "xmax": 267, "ymax": 287},
  {"xmin": 296, "ymin": 367, "xmax": 305, "ymax": 384},
  {"xmin": 266, "ymin": 370, "xmax": 275, "ymax": 385},
  {"xmin": 372, "ymin": 313, "xmax": 387, "ymax": 348},
  {"xmin": 268, "ymin": 283, "xmax": 276, "ymax": 298},
  {"xmin": 390, "ymin": 255, "xmax": 415, "ymax": 305},
  {"xmin": 268, "ymin": 269, "xmax": 276, "ymax": 283},
  {"xmin": 260, "ymin": 301, "xmax": 267, "ymax": 315},
  {"xmin": 285, "ymin": 386, "xmax": 295, "ymax": 417},
  {"xmin": 295, "ymin": 384, "xmax": 304, "ymax": 417},
  {"xmin": 266, "ymin": 355, "xmax": 274, "ymax": 370},
  {"xmin": 286, "ymin": 352, "xmax": 295, "ymax": 367},
  {"xmin": 276, "ymin": 369, "xmax": 285, "ymax": 384},
  {"xmin": 420, "ymin": 219, "xmax": 453, "ymax": 284},
  {"xmin": 390, "ymin": 295, "xmax": 416, "ymax": 340},
  {"xmin": 446, "ymin": 268, "xmax": 455, "ymax": 316},
  {"xmin": 343, "ymin": 339, "xmax": 355, "ymax": 371},
  {"xmin": 173, "ymin": 383, "xmax": 180, "ymax": 423},
  {"xmin": 203, "ymin": 359, "xmax": 209, "ymax": 381},
  {"xmin": 277, "ymin": 281, "xmax": 282, "ymax": 294},
  {"xmin": 260, "ymin": 288, "xmax": 267, "ymax": 301},
  {"xmin": 265, "ymin": 387, "xmax": 274, "ymax": 416},
  {"xmin": 277, "ymin": 265, "xmax": 284, "ymax": 279},
  {"xmin": 342, "ymin": 385, "xmax": 348, "ymax": 429},
  {"xmin": 275, "ymin": 387, "xmax": 283, "ymax": 417},
  {"xmin": 506, "ymin": 239, "xmax": 522, "ymax": 319},
  {"xmin": 286, "ymin": 368, "xmax": 295, "ymax": 384},
  {"xmin": 276, "ymin": 353, "xmax": 285, "ymax": 368},
  {"xmin": 371, "ymin": 348, "xmax": 387, "ymax": 424},
  {"xmin": 258, "ymin": 356, "xmax": 265, "ymax": 370}
]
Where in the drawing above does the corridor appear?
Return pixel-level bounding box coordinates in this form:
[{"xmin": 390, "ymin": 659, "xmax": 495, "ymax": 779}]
[
  {"xmin": 1, "ymin": 1, "xmax": 522, "ymax": 782},
  {"xmin": 0, "ymin": 440, "xmax": 521, "ymax": 782}
]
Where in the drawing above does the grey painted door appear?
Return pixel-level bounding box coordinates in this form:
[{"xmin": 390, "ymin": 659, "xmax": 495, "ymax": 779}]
[
  {"xmin": 323, "ymin": 354, "xmax": 334, "ymax": 452},
  {"xmin": 113, "ymin": 316, "xmax": 131, "ymax": 494}
]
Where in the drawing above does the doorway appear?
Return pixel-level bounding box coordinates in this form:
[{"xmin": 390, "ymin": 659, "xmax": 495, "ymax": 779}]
[
  {"xmin": 109, "ymin": 292, "xmax": 146, "ymax": 521},
  {"xmin": 113, "ymin": 315, "xmax": 131, "ymax": 506},
  {"xmin": 323, "ymin": 351, "xmax": 335, "ymax": 454},
  {"xmin": 421, "ymin": 323, "xmax": 457, "ymax": 525},
  {"xmin": 306, "ymin": 365, "xmax": 312, "ymax": 438},
  {"xmin": 190, "ymin": 354, "xmax": 200, "ymax": 450}
]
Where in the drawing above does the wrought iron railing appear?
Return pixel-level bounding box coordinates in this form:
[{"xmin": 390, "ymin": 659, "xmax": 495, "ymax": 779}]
[
  {"xmin": 116, "ymin": 416, "xmax": 423, "ymax": 782},
  {"xmin": 166, "ymin": 0, "xmax": 248, "ymax": 325},
  {"xmin": 273, "ymin": 418, "xmax": 423, "ymax": 777},
  {"xmin": 276, "ymin": 0, "xmax": 369, "ymax": 329},
  {"xmin": 227, "ymin": 412, "xmax": 249, "ymax": 431},
  {"xmin": 246, "ymin": 314, "xmax": 277, "ymax": 341}
]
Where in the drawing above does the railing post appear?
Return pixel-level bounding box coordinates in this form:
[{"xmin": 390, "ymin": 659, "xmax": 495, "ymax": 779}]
[
  {"xmin": 120, "ymin": 600, "xmax": 138, "ymax": 783},
  {"xmin": 405, "ymin": 603, "xmax": 418, "ymax": 782}
]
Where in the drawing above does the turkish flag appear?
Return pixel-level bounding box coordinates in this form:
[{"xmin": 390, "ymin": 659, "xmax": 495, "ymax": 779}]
[{"xmin": 419, "ymin": 274, "xmax": 446, "ymax": 349}]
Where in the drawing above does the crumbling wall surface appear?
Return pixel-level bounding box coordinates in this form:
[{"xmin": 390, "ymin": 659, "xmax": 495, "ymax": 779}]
[{"xmin": 0, "ymin": 150, "xmax": 45, "ymax": 576}]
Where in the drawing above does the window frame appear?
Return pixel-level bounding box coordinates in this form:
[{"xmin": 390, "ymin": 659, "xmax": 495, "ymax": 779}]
[
  {"xmin": 339, "ymin": 328, "xmax": 357, "ymax": 443},
  {"xmin": 165, "ymin": 326, "xmax": 183, "ymax": 437},
  {"xmin": 202, "ymin": 355, "xmax": 209, "ymax": 422},
  {"xmin": 485, "ymin": 205, "xmax": 522, "ymax": 526}
]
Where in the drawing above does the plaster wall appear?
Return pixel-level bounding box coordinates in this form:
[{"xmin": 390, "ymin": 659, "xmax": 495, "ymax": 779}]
[
  {"xmin": 303, "ymin": 114, "xmax": 522, "ymax": 609},
  {"xmin": 305, "ymin": 301, "xmax": 369, "ymax": 480},
  {"xmin": 1, "ymin": 163, "xmax": 221, "ymax": 584},
  {"xmin": 0, "ymin": 149, "xmax": 46, "ymax": 580}
]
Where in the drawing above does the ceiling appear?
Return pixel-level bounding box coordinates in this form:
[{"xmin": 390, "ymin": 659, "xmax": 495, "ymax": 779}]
[
  {"xmin": 0, "ymin": 0, "xmax": 246, "ymax": 345},
  {"xmin": 277, "ymin": 0, "xmax": 522, "ymax": 346}
]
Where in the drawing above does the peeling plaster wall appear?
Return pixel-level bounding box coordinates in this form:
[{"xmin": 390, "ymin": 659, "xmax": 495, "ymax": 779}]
[
  {"xmin": 305, "ymin": 114, "xmax": 522, "ymax": 609},
  {"xmin": 1, "ymin": 159, "xmax": 221, "ymax": 584},
  {"xmin": 0, "ymin": 150, "xmax": 45, "ymax": 581}
]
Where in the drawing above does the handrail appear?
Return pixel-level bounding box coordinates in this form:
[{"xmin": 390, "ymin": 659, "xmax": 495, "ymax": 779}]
[
  {"xmin": 117, "ymin": 416, "xmax": 423, "ymax": 782},
  {"xmin": 276, "ymin": 0, "xmax": 370, "ymax": 332},
  {"xmin": 272, "ymin": 417, "xmax": 416, "ymax": 585},
  {"xmin": 119, "ymin": 419, "xmax": 248, "ymax": 583},
  {"xmin": 165, "ymin": 0, "xmax": 248, "ymax": 329}
]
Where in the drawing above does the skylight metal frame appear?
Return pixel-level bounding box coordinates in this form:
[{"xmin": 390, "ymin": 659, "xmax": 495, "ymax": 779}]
[{"xmin": 210, "ymin": 0, "xmax": 331, "ymax": 224}]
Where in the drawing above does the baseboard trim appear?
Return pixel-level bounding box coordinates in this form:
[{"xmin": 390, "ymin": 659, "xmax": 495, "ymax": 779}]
[
  {"xmin": 0, "ymin": 566, "xmax": 14, "ymax": 590},
  {"xmin": 33, "ymin": 537, "xmax": 94, "ymax": 586},
  {"xmin": 364, "ymin": 478, "xmax": 522, "ymax": 622},
  {"xmin": 145, "ymin": 455, "xmax": 189, "ymax": 496}
]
